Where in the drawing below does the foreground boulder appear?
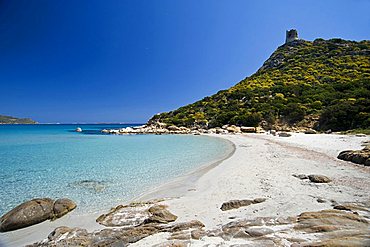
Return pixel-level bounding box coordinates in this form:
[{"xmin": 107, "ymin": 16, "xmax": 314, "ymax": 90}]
[
  {"xmin": 0, "ymin": 198, "xmax": 76, "ymax": 232},
  {"xmin": 97, "ymin": 201, "xmax": 177, "ymax": 227},
  {"xmin": 337, "ymin": 147, "xmax": 370, "ymax": 166}
]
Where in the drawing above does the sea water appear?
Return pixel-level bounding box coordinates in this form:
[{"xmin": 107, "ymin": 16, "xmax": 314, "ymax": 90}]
[{"xmin": 0, "ymin": 124, "xmax": 233, "ymax": 215}]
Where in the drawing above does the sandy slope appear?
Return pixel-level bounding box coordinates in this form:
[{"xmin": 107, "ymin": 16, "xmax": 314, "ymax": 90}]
[
  {"xmin": 133, "ymin": 133, "xmax": 370, "ymax": 245},
  {"xmin": 1, "ymin": 133, "xmax": 369, "ymax": 247}
]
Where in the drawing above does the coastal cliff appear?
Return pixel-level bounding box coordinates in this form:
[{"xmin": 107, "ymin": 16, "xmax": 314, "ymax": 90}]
[
  {"xmin": 150, "ymin": 32, "xmax": 370, "ymax": 132},
  {"xmin": 0, "ymin": 114, "xmax": 37, "ymax": 124}
]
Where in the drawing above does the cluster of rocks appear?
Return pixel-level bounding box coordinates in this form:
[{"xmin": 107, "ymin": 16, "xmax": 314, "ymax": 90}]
[
  {"xmin": 101, "ymin": 123, "xmax": 261, "ymax": 135},
  {"xmin": 0, "ymin": 198, "xmax": 76, "ymax": 232},
  {"xmin": 29, "ymin": 201, "xmax": 204, "ymax": 247},
  {"xmin": 337, "ymin": 145, "xmax": 370, "ymax": 166},
  {"xmin": 28, "ymin": 200, "xmax": 370, "ymax": 247}
]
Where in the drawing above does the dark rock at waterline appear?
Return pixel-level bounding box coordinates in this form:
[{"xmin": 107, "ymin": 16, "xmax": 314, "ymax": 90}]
[{"xmin": 0, "ymin": 198, "xmax": 76, "ymax": 232}]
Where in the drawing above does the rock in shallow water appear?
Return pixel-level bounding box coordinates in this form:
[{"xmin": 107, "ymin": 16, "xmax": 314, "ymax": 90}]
[
  {"xmin": 68, "ymin": 179, "xmax": 108, "ymax": 193},
  {"xmin": 0, "ymin": 198, "xmax": 76, "ymax": 232}
]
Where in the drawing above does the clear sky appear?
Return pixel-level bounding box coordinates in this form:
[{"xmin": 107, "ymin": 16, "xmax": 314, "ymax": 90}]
[{"xmin": 0, "ymin": 0, "xmax": 369, "ymax": 123}]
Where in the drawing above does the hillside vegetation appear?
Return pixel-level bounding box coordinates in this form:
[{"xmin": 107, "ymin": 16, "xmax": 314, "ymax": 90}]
[
  {"xmin": 150, "ymin": 38, "xmax": 370, "ymax": 131},
  {"xmin": 0, "ymin": 114, "xmax": 37, "ymax": 124}
]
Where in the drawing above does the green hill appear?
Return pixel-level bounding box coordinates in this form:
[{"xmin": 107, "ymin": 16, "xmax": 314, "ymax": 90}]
[
  {"xmin": 149, "ymin": 37, "xmax": 370, "ymax": 132},
  {"xmin": 0, "ymin": 114, "xmax": 37, "ymax": 124}
]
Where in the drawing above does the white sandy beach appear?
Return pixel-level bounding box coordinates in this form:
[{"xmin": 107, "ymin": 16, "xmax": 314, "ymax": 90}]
[{"xmin": 1, "ymin": 133, "xmax": 369, "ymax": 247}]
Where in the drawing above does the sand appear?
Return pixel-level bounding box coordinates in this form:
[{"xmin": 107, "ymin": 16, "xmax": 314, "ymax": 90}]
[{"xmin": 1, "ymin": 133, "xmax": 369, "ymax": 247}]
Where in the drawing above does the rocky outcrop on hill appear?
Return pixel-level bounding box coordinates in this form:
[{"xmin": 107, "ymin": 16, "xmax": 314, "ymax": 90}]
[{"xmin": 0, "ymin": 198, "xmax": 76, "ymax": 232}]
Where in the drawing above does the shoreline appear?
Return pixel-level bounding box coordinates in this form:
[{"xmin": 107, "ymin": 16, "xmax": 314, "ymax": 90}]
[
  {"xmin": 1, "ymin": 133, "xmax": 369, "ymax": 246},
  {"xmin": 134, "ymin": 135, "xmax": 236, "ymax": 202},
  {"xmin": 0, "ymin": 135, "xmax": 235, "ymax": 247}
]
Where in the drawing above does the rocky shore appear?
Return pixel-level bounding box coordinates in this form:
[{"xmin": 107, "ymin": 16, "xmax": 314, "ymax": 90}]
[
  {"xmin": 1, "ymin": 133, "xmax": 369, "ymax": 246},
  {"xmin": 100, "ymin": 122, "xmax": 290, "ymax": 136},
  {"xmin": 27, "ymin": 200, "xmax": 370, "ymax": 246}
]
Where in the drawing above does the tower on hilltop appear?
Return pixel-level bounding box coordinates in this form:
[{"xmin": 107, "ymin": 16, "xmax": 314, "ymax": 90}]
[{"xmin": 286, "ymin": 29, "xmax": 298, "ymax": 43}]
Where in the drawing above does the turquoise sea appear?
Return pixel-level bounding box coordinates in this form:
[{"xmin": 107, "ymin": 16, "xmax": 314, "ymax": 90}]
[{"xmin": 0, "ymin": 124, "xmax": 233, "ymax": 216}]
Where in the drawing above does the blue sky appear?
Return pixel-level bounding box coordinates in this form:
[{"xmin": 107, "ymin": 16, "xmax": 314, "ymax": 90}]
[{"xmin": 0, "ymin": 0, "xmax": 369, "ymax": 123}]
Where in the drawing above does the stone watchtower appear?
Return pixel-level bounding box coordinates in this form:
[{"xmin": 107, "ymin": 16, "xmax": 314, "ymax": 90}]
[{"xmin": 285, "ymin": 29, "xmax": 298, "ymax": 44}]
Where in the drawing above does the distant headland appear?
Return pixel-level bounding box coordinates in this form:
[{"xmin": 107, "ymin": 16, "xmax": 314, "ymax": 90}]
[{"xmin": 0, "ymin": 114, "xmax": 37, "ymax": 124}]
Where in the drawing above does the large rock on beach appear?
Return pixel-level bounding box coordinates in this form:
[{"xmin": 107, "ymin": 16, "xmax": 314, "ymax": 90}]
[
  {"xmin": 220, "ymin": 198, "xmax": 266, "ymax": 211},
  {"xmin": 0, "ymin": 198, "xmax": 54, "ymax": 232},
  {"xmin": 337, "ymin": 147, "xmax": 370, "ymax": 166},
  {"xmin": 96, "ymin": 203, "xmax": 152, "ymax": 227},
  {"xmin": 52, "ymin": 198, "xmax": 77, "ymax": 219},
  {"xmin": 308, "ymin": 175, "xmax": 332, "ymax": 183},
  {"xmin": 0, "ymin": 198, "xmax": 76, "ymax": 232},
  {"xmin": 146, "ymin": 205, "xmax": 178, "ymax": 224},
  {"xmin": 97, "ymin": 202, "xmax": 177, "ymax": 227}
]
